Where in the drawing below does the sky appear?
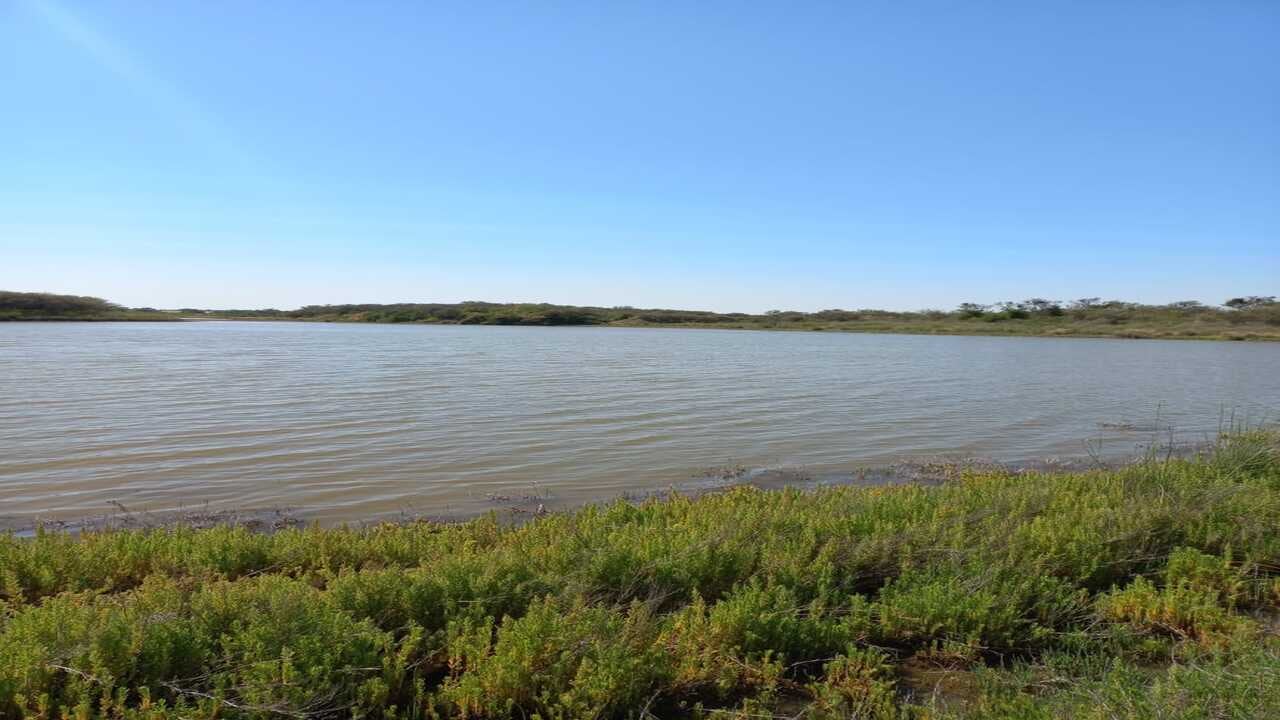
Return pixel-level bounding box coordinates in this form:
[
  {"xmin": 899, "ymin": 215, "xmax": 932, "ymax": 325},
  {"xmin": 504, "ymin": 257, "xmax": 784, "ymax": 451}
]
[{"xmin": 2, "ymin": 1, "xmax": 1277, "ymax": 312}]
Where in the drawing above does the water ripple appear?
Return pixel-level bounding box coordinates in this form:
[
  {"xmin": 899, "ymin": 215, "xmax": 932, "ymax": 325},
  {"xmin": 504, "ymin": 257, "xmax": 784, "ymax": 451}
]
[{"xmin": 1, "ymin": 322, "xmax": 1277, "ymax": 525}]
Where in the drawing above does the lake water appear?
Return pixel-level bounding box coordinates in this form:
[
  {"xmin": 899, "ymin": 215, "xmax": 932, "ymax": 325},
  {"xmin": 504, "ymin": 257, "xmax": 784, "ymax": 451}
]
[{"xmin": 2, "ymin": 322, "xmax": 1277, "ymax": 527}]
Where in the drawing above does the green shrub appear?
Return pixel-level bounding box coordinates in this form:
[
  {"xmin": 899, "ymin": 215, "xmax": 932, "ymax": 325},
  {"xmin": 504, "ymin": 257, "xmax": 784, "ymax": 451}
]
[
  {"xmin": 806, "ymin": 646, "xmax": 899, "ymax": 719},
  {"xmin": 436, "ymin": 598, "xmax": 662, "ymax": 718},
  {"xmin": 0, "ymin": 431, "xmax": 1277, "ymax": 718},
  {"xmin": 1096, "ymin": 576, "xmax": 1251, "ymax": 646}
]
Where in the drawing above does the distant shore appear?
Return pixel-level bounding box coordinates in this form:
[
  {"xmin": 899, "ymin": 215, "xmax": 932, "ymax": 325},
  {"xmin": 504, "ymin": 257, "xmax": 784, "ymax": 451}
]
[
  {"xmin": 1, "ymin": 313, "xmax": 180, "ymax": 321},
  {"xmin": 15, "ymin": 312, "xmax": 1280, "ymax": 342},
  {"xmin": 4, "ymin": 289, "xmax": 1279, "ymax": 340}
]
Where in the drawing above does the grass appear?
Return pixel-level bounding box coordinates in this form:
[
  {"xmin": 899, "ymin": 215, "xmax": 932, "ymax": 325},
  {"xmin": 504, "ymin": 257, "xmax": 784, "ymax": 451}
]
[{"xmin": 2, "ymin": 431, "xmax": 1278, "ymax": 718}]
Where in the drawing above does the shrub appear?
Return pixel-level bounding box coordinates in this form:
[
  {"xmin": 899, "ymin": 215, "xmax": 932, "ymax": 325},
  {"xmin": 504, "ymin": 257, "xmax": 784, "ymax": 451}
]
[
  {"xmin": 806, "ymin": 647, "xmax": 899, "ymax": 719},
  {"xmin": 1096, "ymin": 576, "xmax": 1251, "ymax": 645},
  {"xmin": 436, "ymin": 598, "xmax": 663, "ymax": 718},
  {"xmin": 0, "ymin": 432, "xmax": 1277, "ymax": 717}
]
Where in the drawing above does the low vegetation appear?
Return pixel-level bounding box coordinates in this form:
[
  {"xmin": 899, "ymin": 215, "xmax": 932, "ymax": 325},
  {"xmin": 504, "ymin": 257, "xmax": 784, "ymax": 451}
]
[
  {"xmin": 2, "ymin": 431, "xmax": 1278, "ymax": 718},
  {"xmin": 0, "ymin": 292, "xmax": 173, "ymax": 321},
  {"xmin": 5, "ymin": 290, "xmax": 1279, "ymax": 339},
  {"xmin": 197, "ymin": 296, "xmax": 1280, "ymax": 340}
]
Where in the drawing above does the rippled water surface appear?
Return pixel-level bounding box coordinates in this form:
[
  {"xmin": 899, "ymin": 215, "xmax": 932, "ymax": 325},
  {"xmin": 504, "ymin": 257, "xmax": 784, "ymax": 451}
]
[{"xmin": 2, "ymin": 322, "xmax": 1278, "ymax": 525}]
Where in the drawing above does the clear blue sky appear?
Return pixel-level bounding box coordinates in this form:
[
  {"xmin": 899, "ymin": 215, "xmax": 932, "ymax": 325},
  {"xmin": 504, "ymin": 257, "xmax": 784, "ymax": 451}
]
[{"xmin": 2, "ymin": 1, "xmax": 1276, "ymax": 312}]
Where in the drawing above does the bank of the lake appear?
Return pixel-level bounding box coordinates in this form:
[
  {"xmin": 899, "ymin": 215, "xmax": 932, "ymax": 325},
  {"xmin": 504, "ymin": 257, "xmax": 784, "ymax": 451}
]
[
  {"xmin": 2, "ymin": 431, "xmax": 1278, "ymax": 719},
  {"xmin": 193, "ymin": 314, "xmax": 1280, "ymax": 342},
  {"xmin": 6, "ymin": 290, "xmax": 1280, "ymax": 340},
  {"xmin": 196, "ymin": 298, "xmax": 1280, "ymax": 342}
]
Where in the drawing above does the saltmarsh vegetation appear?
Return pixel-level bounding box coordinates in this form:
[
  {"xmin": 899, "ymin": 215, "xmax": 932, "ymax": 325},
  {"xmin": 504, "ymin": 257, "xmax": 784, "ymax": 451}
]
[
  {"xmin": 198, "ymin": 296, "xmax": 1280, "ymax": 341},
  {"xmin": 2, "ymin": 432, "xmax": 1279, "ymax": 718}
]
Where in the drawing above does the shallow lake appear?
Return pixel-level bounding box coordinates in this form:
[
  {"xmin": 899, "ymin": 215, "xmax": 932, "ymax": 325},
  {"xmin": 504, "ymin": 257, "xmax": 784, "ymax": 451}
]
[{"xmin": 2, "ymin": 322, "xmax": 1277, "ymax": 526}]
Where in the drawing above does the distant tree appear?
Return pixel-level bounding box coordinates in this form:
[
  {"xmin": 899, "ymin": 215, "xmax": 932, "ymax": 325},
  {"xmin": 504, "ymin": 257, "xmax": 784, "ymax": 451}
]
[
  {"xmin": 995, "ymin": 301, "xmax": 1030, "ymax": 319},
  {"xmin": 0, "ymin": 291, "xmax": 119, "ymax": 316},
  {"xmin": 1071, "ymin": 297, "xmax": 1102, "ymax": 310},
  {"xmin": 813, "ymin": 309, "xmax": 862, "ymax": 321},
  {"xmin": 1165, "ymin": 300, "xmax": 1206, "ymax": 311},
  {"xmin": 957, "ymin": 302, "xmax": 987, "ymax": 318},
  {"xmin": 1225, "ymin": 296, "xmax": 1277, "ymax": 310},
  {"xmin": 1022, "ymin": 298, "xmax": 1062, "ymax": 314}
]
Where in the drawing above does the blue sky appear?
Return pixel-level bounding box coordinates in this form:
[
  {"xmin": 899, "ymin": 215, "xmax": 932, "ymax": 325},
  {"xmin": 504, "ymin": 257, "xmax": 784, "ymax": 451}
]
[{"xmin": 2, "ymin": 1, "xmax": 1276, "ymax": 312}]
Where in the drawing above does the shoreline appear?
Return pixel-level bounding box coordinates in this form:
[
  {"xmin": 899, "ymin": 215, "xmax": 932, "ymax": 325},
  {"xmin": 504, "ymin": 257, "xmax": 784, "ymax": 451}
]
[
  {"xmin": 2, "ymin": 430, "xmax": 1276, "ymax": 718},
  {"xmin": 4, "ymin": 314, "xmax": 1279, "ymax": 341},
  {"xmin": 0, "ymin": 446, "xmax": 1179, "ymax": 537},
  {"xmin": 5, "ymin": 290, "xmax": 1277, "ymax": 341}
]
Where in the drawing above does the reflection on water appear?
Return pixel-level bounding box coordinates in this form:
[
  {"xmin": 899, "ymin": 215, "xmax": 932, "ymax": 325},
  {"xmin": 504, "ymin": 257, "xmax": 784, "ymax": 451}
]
[{"xmin": 1, "ymin": 322, "xmax": 1276, "ymax": 525}]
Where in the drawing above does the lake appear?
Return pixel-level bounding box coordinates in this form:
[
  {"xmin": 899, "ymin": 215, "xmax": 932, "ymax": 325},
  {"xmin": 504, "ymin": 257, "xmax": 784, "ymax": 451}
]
[{"xmin": 2, "ymin": 322, "xmax": 1277, "ymax": 527}]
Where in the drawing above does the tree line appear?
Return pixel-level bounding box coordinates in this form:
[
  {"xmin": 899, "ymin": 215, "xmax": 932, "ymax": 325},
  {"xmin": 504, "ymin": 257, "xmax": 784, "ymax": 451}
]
[{"xmin": 3, "ymin": 290, "xmax": 1276, "ymax": 327}]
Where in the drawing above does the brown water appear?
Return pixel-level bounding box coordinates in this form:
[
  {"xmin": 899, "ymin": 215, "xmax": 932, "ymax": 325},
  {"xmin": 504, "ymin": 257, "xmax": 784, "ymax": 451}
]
[{"xmin": 2, "ymin": 321, "xmax": 1277, "ymax": 526}]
